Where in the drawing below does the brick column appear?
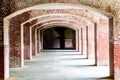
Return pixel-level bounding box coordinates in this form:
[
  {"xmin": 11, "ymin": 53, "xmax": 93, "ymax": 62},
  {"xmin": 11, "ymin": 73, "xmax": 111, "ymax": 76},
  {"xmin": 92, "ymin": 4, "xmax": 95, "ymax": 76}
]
[
  {"xmin": 78, "ymin": 28, "xmax": 83, "ymax": 53},
  {"xmin": 35, "ymin": 28, "xmax": 38, "ymax": 55},
  {"xmin": 96, "ymin": 17, "xmax": 109, "ymax": 66},
  {"xmin": 39, "ymin": 30, "xmax": 42, "ymax": 51},
  {"xmin": 109, "ymin": 18, "xmax": 114, "ymax": 78},
  {"xmin": 87, "ymin": 24, "xmax": 95, "ymax": 59},
  {"xmin": 82, "ymin": 26, "xmax": 88, "ymax": 55},
  {"xmin": 114, "ymin": 41, "xmax": 120, "ymax": 79},
  {"xmin": 76, "ymin": 29, "xmax": 79, "ymax": 51},
  {"xmin": 4, "ymin": 45, "xmax": 9, "ymax": 80},
  {"xmin": 31, "ymin": 27, "xmax": 36, "ymax": 56},
  {"xmin": 9, "ymin": 20, "xmax": 22, "ymax": 67},
  {"xmin": 8, "ymin": 11, "xmax": 32, "ymax": 67},
  {"xmin": 4, "ymin": 18, "xmax": 10, "ymax": 80},
  {"xmin": 23, "ymin": 26, "xmax": 32, "ymax": 60},
  {"xmin": 37, "ymin": 29, "xmax": 40, "ymax": 53},
  {"xmin": 114, "ymin": 18, "xmax": 120, "ymax": 80}
]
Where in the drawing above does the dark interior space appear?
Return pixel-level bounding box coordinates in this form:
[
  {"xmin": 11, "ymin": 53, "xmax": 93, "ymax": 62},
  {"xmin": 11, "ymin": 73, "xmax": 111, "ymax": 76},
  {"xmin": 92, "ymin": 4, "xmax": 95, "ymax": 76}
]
[{"xmin": 43, "ymin": 27, "xmax": 76, "ymax": 50}]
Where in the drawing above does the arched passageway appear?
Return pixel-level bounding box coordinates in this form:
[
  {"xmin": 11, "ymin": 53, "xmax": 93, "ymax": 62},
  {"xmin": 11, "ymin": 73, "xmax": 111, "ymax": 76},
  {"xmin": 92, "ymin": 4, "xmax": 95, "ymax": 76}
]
[
  {"xmin": 42, "ymin": 27, "xmax": 76, "ymax": 50},
  {"xmin": 3, "ymin": 3, "xmax": 114, "ymax": 80}
]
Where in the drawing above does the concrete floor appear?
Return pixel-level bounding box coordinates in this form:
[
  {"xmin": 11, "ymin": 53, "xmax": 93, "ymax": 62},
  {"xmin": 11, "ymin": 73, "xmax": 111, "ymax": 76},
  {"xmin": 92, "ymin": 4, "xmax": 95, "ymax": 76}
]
[{"xmin": 9, "ymin": 50, "xmax": 113, "ymax": 80}]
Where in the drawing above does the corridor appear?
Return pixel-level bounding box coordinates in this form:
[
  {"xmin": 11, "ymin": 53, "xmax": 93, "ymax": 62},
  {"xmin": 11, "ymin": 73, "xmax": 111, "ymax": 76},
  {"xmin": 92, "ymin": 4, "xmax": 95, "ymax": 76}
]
[
  {"xmin": 1, "ymin": 0, "xmax": 120, "ymax": 79},
  {"xmin": 9, "ymin": 50, "xmax": 112, "ymax": 80}
]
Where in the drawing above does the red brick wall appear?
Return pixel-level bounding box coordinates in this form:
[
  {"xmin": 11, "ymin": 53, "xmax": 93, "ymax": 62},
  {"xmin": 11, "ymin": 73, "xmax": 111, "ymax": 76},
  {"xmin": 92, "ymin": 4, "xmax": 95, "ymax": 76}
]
[{"xmin": 114, "ymin": 33, "xmax": 120, "ymax": 79}]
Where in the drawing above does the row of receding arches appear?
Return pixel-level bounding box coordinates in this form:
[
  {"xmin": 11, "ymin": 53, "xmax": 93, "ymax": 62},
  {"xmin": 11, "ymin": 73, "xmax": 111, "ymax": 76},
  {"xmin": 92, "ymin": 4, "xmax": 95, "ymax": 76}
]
[{"xmin": 4, "ymin": 3, "xmax": 114, "ymax": 80}]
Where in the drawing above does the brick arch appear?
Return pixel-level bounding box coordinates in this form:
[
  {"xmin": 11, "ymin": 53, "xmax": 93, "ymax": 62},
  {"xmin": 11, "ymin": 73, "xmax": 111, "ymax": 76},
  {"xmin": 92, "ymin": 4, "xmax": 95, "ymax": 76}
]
[
  {"xmin": 35, "ymin": 21, "xmax": 81, "ymax": 30},
  {"xmin": 4, "ymin": 3, "xmax": 113, "ymax": 80},
  {"xmin": 22, "ymin": 13, "xmax": 93, "ymax": 27}
]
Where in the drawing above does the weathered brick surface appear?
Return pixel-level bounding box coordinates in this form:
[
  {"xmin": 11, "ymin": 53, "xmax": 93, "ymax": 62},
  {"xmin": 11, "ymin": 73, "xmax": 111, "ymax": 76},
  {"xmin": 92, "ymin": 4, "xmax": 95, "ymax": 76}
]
[
  {"xmin": 96, "ymin": 17, "xmax": 109, "ymax": 66},
  {"xmin": 37, "ymin": 30, "xmax": 40, "ymax": 53},
  {"xmin": 82, "ymin": 26, "xmax": 88, "ymax": 55},
  {"xmin": 32, "ymin": 27, "xmax": 36, "ymax": 56},
  {"xmin": 114, "ymin": 33, "xmax": 120, "ymax": 77},
  {"xmin": 9, "ymin": 11, "xmax": 32, "ymax": 67},
  {"xmin": 78, "ymin": 28, "xmax": 82, "ymax": 53},
  {"xmin": 114, "ymin": 33, "xmax": 120, "ymax": 79},
  {"xmin": 87, "ymin": 24, "xmax": 95, "ymax": 59},
  {"xmin": 24, "ymin": 13, "xmax": 93, "ymax": 27},
  {"xmin": 24, "ymin": 26, "xmax": 31, "ymax": 60},
  {"xmin": 114, "ymin": 17, "xmax": 120, "ymax": 80},
  {"xmin": 24, "ymin": 19, "xmax": 37, "ymax": 60},
  {"xmin": 5, "ymin": 0, "xmax": 119, "ymax": 18}
]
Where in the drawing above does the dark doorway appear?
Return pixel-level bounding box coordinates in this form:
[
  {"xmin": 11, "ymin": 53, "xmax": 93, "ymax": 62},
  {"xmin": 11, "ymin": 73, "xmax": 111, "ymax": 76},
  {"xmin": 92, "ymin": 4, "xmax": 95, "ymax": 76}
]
[{"xmin": 43, "ymin": 27, "xmax": 76, "ymax": 50}]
